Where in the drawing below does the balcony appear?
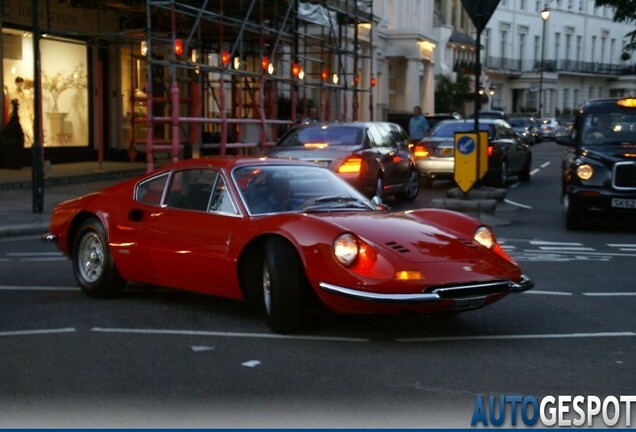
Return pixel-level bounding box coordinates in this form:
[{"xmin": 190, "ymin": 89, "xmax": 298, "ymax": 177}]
[{"xmin": 484, "ymin": 56, "xmax": 636, "ymax": 76}]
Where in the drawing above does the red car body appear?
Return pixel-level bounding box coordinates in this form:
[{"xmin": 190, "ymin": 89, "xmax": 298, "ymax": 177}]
[{"xmin": 44, "ymin": 157, "xmax": 533, "ymax": 332}]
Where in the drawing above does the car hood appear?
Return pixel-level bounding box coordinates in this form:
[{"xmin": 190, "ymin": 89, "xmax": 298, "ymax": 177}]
[
  {"xmin": 317, "ymin": 212, "xmax": 491, "ymax": 264},
  {"xmin": 581, "ymin": 144, "xmax": 636, "ymax": 165}
]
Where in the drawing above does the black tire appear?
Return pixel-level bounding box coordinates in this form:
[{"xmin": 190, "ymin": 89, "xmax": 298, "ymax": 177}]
[
  {"xmin": 398, "ymin": 169, "xmax": 420, "ymax": 202},
  {"xmin": 495, "ymin": 159, "xmax": 508, "ymax": 187},
  {"xmin": 563, "ymin": 193, "xmax": 582, "ymax": 230},
  {"xmin": 72, "ymin": 218, "xmax": 126, "ymax": 297},
  {"xmin": 518, "ymin": 155, "xmax": 531, "ymax": 182},
  {"xmin": 262, "ymin": 237, "xmax": 308, "ymax": 333},
  {"xmin": 375, "ymin": 175, "xmax": 384, "ymax": 200}
]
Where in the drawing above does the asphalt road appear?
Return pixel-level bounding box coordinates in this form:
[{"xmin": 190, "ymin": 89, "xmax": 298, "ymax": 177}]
[{"xmin": 1, "ymin": 141, "xmax": 635, "ymax": 428}]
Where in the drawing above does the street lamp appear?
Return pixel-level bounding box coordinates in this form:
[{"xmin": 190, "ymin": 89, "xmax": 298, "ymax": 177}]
[{"xmin": 538, "ymin": 7, "xmax": 550, "ymax": 118}]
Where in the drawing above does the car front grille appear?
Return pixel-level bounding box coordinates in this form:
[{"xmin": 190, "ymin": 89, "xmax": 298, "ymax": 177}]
[
  {"xmin": 612, "ymin": 161, "xmax": 636, "ymax": 190},
  {"xmin": 426, "ymin": 280, "xmax": 512, "ymax": 299}
]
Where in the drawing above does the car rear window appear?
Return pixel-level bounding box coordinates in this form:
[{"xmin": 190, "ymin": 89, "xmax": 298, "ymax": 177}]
[
  {"xmin": 430, "ymin": 122, "xmax": 492, "ymax": 138},
  {"xmin": 278, "ymin": 126, "xmax": 363, "ymax": 147}
]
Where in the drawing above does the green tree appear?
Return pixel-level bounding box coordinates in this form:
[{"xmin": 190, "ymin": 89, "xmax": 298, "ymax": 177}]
[
  {"xmin": 595, "ymin": 0, "xmax": 636, "ymax": 51},
  {"xmin": 434, "ymin": 71, "xmax": 472, "ymax": 114}
]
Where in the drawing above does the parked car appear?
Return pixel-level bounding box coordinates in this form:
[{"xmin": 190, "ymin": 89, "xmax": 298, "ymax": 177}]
[
  {"xmin": 555, "ymin": 97, "xmax": 636, "ymax": 230},
  {"xmin": 43, "ymin": 157, "xmax": 533, "ymax": 333},
  {"xmin": 474, "ymin": 110, "xmax": 508, "ymax": 120},
  {"xmin": 385, "ymin": 112, "xmax": 462, "ymax": 138},
  {"xmin": 412, "ymin": 118, "xmax": 532, "ymax": 187},
  {"xmin": 538, "ymin": 117, "xmax": 567, "ymax": 139},
  {"xmin": 508, "ymin": 117, "xmax": 539, "ymax": 145},
  {"xmin": 268, "ymin": 122, "xmax": 419, "ymax": 202}
]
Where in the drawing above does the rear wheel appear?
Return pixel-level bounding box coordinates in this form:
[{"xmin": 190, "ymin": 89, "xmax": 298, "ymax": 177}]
[
  {"xmin": 518, "ymin": 155, "xmax": 531, "ymax": 182},
  {"xmin": 262, "ymin": 237, "xmax": 308, "ymax": 333},
  {"xmin": 398, "ymin": 169, "xmax": 420, "ymax": 201},
  {"xmin": 495, "ymin": 159, "xmax": 508, "ymax": 187},
  {"xmin": 72, "ymin": 218, "xmax": 125, "ymax": 297}
]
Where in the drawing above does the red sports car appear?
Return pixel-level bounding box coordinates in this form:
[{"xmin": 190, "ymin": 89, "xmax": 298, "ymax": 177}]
[{"xmin": 44, "ymin": 157, "xmax": 533, "ymax": 333}]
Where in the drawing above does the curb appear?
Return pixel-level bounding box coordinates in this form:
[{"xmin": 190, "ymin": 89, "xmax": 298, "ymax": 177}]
[{"xmin": 0, "ymin": 168, "xmax": 146, "ymax": 191}]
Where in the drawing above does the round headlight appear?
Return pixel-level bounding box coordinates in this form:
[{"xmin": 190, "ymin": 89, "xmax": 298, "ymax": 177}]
[
  {"xmin": 333, "ymin": 233, "xmax": 359, "ymax": 266},
  {"xmin": 576, "ymin": 164, "xmax": 593, "ymax": 180},
  {"xmin": 473, "ymin": 226, "xmax": 495, "ymax": 249}
]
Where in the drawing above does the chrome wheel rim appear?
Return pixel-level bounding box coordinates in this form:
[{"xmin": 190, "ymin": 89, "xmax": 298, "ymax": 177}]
[
  {"xmin": 376, "ymin": 177, "xmax": 383, "ymax": 199},
  {"xmin": 78, "ymin": 232, "xmax": 105, "ymax": 283},
  {"xmin": 405, "ymin": 171, "xmax": 419, "ymax": 198},
  {"xmin": 500, "ymin": 161, "xmax": 507, "ymax": 186},
  {"xmin": 262, "ymin": 260, "xmax": 272, "ymax": 315}
]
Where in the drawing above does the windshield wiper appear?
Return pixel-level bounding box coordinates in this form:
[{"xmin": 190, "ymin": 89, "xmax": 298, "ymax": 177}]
[{"xmin": 301, "ymin": 195, "xmax": 372, "ymax": 212}]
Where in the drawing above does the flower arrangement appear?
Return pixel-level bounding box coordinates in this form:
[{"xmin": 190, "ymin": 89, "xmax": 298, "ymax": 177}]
[{"xmin": 42, "ymin": 64, "xmax": 87, "ymax": 112}]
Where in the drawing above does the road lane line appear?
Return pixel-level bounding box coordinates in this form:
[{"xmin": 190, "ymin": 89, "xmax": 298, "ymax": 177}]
[
  {"xmin": 607, "ymin": 244, "xmax": 636, "ymax": 247},
  {"xmin": 504, "ymin": 199, "xmax": 533, "ymax": 209},
  {"xmin": 523, "ymin": 249, "xmax": 636, "ymax": 257},
  {"xmin": 91, "ymin": 327, "xmax": 369, "ymax": 343},
  {"xmin": 397, "ymin": 331, "xmax": 636, "ymax": 343},
  {"xmin": 0, "ymin": 328, "xmax": 76, "ymax": 337},
  {"xmin": 0, "ymin": 286, "xmax": 79, "ymax": 292},
  {"xmin": 530, "ymin": 240, "xmax": 583, "ymax": 246},
  {"xmin": 583, "ymin": 292, "xmax": 636, "ymax": 297},
  {"xmin": 523, "ymin": 290, "xmax": 572, "ymax": 296},
  {"xmin": 6, "ymin": 252, "xmax": 64, "ymax": 257},
  {"xmin": 538, "ymin": 246, "xmax": 595, "ymax": 251},
  {"xmin": 530, "ymin": 168, "xmax": 540, "ymax": 176},
  {"xmin": 540, "ymin": 162, "xmax": 550, "ymax": 168},
  {"xmin": 20, "ymin": 257, "xmax": 68, "ymax": 262}
]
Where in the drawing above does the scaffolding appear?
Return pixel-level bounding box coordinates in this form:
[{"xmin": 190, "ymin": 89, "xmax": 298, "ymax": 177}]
[{"xmin": 132, "ymin": 0, "xmax": 375, "ymax": 171}]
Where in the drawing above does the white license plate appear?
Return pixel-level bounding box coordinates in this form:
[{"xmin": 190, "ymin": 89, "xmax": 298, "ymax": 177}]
[
  {"xmin": 438, "ymin": 148, "xmax": 454, "ymax": 157},
  {"xmin": 611, "ymin": 198, "xmax": 636, "ymax": 209},
  {"xmin": 452, "ymin": 297, "xmax": 486, "ymax": 310}
]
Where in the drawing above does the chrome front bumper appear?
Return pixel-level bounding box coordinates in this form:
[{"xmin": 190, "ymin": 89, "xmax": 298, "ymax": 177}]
[{"xmin": 318, "ymin": 275, "xmax": 534, "ymax": 304}]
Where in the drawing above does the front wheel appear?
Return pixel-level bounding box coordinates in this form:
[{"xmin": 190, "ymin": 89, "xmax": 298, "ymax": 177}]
[
  {"xmin": 262, "ymin": 237, "xmax": 308, "ymax": 333},
  {"xmin": 72, "ymin": 218, "xmax": 126, "ymax": 297},
  {"xmin": 398, "ymin": 169, "xmax": 420, "ymax": 202},
  {"xmin": 563, "ymin": 194, "xmax": 582, "ymax": 230}
]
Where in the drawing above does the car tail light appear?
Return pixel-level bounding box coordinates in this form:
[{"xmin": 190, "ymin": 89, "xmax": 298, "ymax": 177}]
[
  {"xmin": 487, "ymin": 145, "xmax": 494, "ymax": 157},
  {"xmin": 413, "ymin": 145, "xmax": 430, "ymax": 158},
  {"xmin": 337, "ymin": 157, "xmax": 362, "ymax": 173}
]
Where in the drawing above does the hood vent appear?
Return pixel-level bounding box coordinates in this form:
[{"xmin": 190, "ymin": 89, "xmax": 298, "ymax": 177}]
[{"xmin": 385, "ymin": 241, "xmax": 411, "ymax": 254}]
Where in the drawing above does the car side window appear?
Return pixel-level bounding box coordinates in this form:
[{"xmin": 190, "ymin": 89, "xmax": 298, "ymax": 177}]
[
  {"xmin": 165, "ymin": 169, "xmax": 217, "ymax": 211},
  {"xmin": 209, "ymin": 175, "xmax": 238, "ymax": 215},
  {"xmin": 136, "ymin": 173, "xmax": 169, "ymax": 206}
]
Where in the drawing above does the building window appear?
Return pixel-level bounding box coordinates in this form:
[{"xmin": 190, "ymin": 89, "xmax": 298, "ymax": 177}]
[
  {"xmin": 500, "ymin": 28, "xmax": 509, "ymax": 59},
  {"xmin": 573, "ymin": 89, "xmax": 579, "ymax": 107},
  {"xmin": 563, "ymin": 88, "xmax": 569, "ymax": 110},
  {"xmin": 518, "ymin": 31, "xmax": 527, "ymax": 70},
  {"xmin": 589, "ymin": 86, "xmax": 594, "ymax": 99},
  {"xmin": 565, "ymin": 33, "xmax": 572, "ymax": 65},
  {"xmin": 520, "ymin": 0, "xmax": 526, "ymax": 10},
  {"xmin": 2, "ymin": 29, "xmax": 89, "ymax": 148},
  {"xmin": 610, "ymin": 38, "xmax": 616, "ymax": 65},
  {"xmin": 554, "ymin": 32, "xmax": 561, "ymax": 65},
  {"xmin": 534, "ymin": 35, "xmax": 540, "ymax": 69},
  {"xmin": 591, "ymin": 36, "xmax": 596, "ymax": 63},
  {"xmin": 576, "ymin": 35, "xmax": 582, "ymax": 64},
  {"xmin": 535, "ymin": 0, "xmax": 540, "ymax": 12},
  {"xmin": 600, "ymin": 36, "xmax": 607, "ymax": 64}
]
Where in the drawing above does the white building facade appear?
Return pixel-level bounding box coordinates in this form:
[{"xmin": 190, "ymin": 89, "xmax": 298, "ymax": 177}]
[{"xmin": 483, "ymin": 0, "xmax": 636, "ymax": 117}]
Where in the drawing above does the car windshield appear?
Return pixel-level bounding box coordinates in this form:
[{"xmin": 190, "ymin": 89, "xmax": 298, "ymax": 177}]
[
  {"xmin": 429, "ymin": 121, "xmax": 492, "ymax": 138},
  {"xmin": 277, "ymin": 125, "xmax": 364, "ymax": 147},
  {"xmin": 582, "ymin": 112, "xmax": 636, "ymax": 145},
  {"xmin": 508, "ymin": 118, "xmax": 528, "ymax": 127},
  {"xmin": 232, "ymin": 165, "xmax": 375, "ymax": 215}
]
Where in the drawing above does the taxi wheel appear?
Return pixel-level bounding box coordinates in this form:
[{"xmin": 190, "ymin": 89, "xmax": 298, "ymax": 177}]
[
  {"xmin": 519, "ymin": 155, "xmax": 531, "ymax": 182},
  {"xmin": 495, "ymin": 160, "xmax": 508, "ymax": 187},
  {"xmin": 262, "ymin": 237, "xmax": 307, "ymax": 333},
  {"xmin": 563, "ymin": 194, "xmax": 582, "ymax": 230},
  {"xmin": 72, "ymin": 218, "xmax": 125, "ymax": 297}
]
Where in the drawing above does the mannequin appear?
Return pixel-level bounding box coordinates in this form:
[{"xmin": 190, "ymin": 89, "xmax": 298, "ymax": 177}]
[{"xmin": 14, "ymin": 77, "xmax": 34, "ymax": 147}]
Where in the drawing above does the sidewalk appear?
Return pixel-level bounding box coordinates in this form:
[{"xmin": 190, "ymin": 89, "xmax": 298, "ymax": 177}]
[{"xmin": 0, "ymin": 161, "xmax": 146, "ymax": 237}]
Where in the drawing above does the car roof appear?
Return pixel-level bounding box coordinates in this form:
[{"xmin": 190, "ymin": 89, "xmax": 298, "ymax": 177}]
[{"xmin": 578, "ymin": 98, "xmax": 636, "ymax": 114}]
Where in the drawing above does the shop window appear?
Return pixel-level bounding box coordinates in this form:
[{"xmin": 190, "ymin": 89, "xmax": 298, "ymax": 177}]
[{"xmin": 2, "ymin": 28, "xmax": 88, "ymax": 148}]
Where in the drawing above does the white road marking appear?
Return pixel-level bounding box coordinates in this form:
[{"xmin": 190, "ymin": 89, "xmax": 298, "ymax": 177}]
[
  {"xmin": 530, "ymin": 240, "xmax": 583, "ymax": 246},
  {"xmin": 583, "ymin": 292, "xmax": 636, "ymax": 297},
  {"xmin": 397, "ymin": 331, "xmax": 636, "ymax": 343},
  {"xmin": 20, "ymin": 257, "xmax": 68, "ymax": 262},
  {"xmin": 538, "ymin": 246, "xmax": 596, "ymax": 251},
  {"xmin": 191, "ymin": 345, "xmax": 215, "ymax": 352},
  {"xmin": 241, "ymin": 360, "xmax": 261, "ymax": 368},
  {"xmin": 540, "ymin": 162, "xmax": 551, "ymax": 168},
  {"xmin": 0, "ymin": 285, "xmax": 79, "ymax": 292},
  {"xmin": 504, "ymin": 199, "xmax": 533, "ymax": 209},
  {"xmin": 523, "ymin": 290, "xmax": 572, "ymax": 296},
  {"xmin": 530, "ymin": 168, "xmax": 540, "ymax": 176},
  {"xmin": 0, "ymin": 328, "xmax": 76, "ymax": 337},
  {"xmin": 6, "ymin": 252, "xmax": 63, "ymax": 257},
  {"xmin": 524, "ymin": 249, "xmax": 636, "ymax": 258},
  {"xmin": 91, "ymin": 327, "xmax": 369, "ymax": 343},
  {"xmin": 607, "ymin": 244, "xmax": 636, "ymax": 247}
]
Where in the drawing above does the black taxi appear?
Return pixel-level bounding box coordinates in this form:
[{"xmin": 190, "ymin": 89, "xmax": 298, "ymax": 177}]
[{"xmin": 555, "ymin": 98, "xmax": 636, "ymax": 229}]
